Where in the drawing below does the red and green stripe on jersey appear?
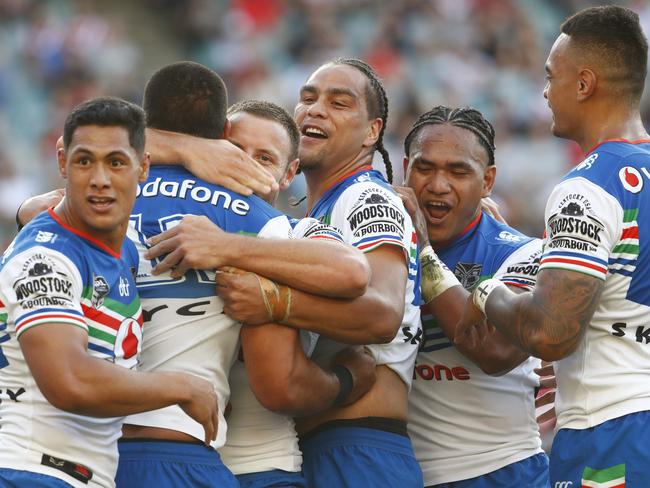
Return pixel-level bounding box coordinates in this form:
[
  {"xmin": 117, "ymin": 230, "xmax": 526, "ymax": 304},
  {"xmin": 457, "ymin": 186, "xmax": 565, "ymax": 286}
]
[
  {"xmin": 81, "ymin": 286, "xmax": 143, "ymax": 363},
  {"xmin": 582, "ymin": 463, "xmax": 625, "ymax": 488},
  {"xmin": 609, "ymin": 208, "xmax": 639, "ymax": 277}
]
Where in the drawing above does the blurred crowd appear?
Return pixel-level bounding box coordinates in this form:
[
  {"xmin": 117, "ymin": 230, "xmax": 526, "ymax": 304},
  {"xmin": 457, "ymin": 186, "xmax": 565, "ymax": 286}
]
[{"xmin": 2, "ymin": 0, "xmax": 650, "ymax": 249}]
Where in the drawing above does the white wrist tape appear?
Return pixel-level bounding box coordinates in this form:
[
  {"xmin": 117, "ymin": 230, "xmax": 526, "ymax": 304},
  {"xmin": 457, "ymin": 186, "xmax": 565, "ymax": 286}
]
[
  {"xmin": 420, "ymin": 245, "xmax": 461, "ymax": 304},
  {"xmin": 472, "ymin": 278, "xmax": 506, "ymax": 315}
]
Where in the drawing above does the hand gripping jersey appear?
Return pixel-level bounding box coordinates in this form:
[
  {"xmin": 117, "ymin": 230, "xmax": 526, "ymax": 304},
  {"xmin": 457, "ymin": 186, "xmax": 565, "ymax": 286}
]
[
  {"xmin": 540, "ymin": 140, "xmax": 650, "ymax": 430},
  {"xmin": 219, "ymin": 218, "xmax": 341, "ymax": 476},
  {"xmin": 0, "ymin": 209, "xmax": 142, "ymax": 488},
  {"xmin": 408, "ymin": 212, "xmax": 543, "ymax": 486},
  {"xmin": 124, "ymin": 165, "xmax": 295, "ymax": 449},
  {"xmin": 307, "ymin": 168, "xmax": 421, "ymax": 387}
]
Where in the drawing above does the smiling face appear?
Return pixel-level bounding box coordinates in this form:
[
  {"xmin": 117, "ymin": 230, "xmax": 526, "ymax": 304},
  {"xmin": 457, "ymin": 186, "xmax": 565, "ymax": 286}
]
[
  {"xmin": 294, "ymin": 63, "xmax": 381, "ymax": 176},
  {"xmin": 228, "ymin": 111, "xmax": 298, "ymax": 205},
  {"xmin": 405, "ymin": 123, "xmax": 495, "ymax": 246},
  {"xmin": 57, "ymin": 124, "xmax": 149, "ymax": 249},
  {"xmin": 544, "ymin": 34, "xmax": 582, "ymax": 140}
]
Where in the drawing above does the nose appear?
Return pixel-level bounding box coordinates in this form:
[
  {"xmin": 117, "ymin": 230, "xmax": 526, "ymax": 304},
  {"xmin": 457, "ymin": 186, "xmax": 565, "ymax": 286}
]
[
  {"xmin": 424, "ymin": 173, "xmax": 450, "ymax": 195},
  {"xmin": 543, "ymin": 83, "xmax": 549, "ymax": 100},
  {"xmin": 306, "ymin": 97, "xmax": 326, "ymax": 119},
  {"xmin": 90, "ymin": 163, "xmax": 111, "ymax": 189}
]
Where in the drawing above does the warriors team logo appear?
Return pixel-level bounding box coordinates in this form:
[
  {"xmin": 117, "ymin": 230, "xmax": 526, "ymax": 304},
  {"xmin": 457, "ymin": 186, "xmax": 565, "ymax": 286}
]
[
  {"xmin": 619, "ymin": 166, "xmax": 643, "ymax": 193},
  {"xmin": 91, "ymin": 275, "xmax": 110, "ymax": 309},
  {"xmin": 453, "ymin": 262, "xmax": 483, "ymax": 290}
]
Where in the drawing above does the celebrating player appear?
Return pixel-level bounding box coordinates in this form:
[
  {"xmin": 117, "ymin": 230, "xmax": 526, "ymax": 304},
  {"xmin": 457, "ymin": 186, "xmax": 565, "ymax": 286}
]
[
  {"xmin": 0, "ymin": 97, "xmax": 219, "ymax": 488},
  {"xmin": 398, "ymin": 106, "xmax": 548, "ymax": 487},
  {"xmin": 457, "ymin": 6, "xmax": 650, "ymax": 486}
]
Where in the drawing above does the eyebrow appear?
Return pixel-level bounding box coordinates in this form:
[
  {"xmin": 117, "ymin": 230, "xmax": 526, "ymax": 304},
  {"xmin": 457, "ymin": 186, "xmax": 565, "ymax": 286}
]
[
  {"xmin": 299, "ymin": 85, "xmax": 358, "ymax": 100},
  {"xmin": 415, "ymin": 157, "xmax": 475, "ymax": 170}
]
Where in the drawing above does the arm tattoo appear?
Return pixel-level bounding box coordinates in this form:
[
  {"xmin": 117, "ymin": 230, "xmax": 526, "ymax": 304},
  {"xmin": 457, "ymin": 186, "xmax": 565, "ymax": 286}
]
[{"xmin": 488, "ymin": 269, "xmax": 603, "ymax": 360}]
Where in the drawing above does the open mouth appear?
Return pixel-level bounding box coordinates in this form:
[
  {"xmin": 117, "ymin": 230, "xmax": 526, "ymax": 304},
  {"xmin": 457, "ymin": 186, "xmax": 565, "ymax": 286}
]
[
  {"xmin": 87, "ymin": 196, "xmax": 115, "ymax": 210},
  {"xmin": 425, "ymin": 201, "xmax": 451, "ymax": 223},
  {"xmin": 301, "ymin": 125, "xmax": 328, "ymax": 140}
]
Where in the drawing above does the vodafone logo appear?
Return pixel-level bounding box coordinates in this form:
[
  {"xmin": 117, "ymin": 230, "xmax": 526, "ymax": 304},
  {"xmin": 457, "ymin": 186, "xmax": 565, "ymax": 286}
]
[{"xmin": 619, "ymin": 166, "xmax": 643, "ymax": 193}]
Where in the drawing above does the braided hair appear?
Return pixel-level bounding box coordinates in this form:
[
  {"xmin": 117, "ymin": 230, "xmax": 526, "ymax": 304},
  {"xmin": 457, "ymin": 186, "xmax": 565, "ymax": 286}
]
[
  {"xmin": 403, "ymin": 106, "xmax": 496, "ymax": 166},
  {"xmin": 333, "ymin": 58, "xmax": 393, "ymax": 183}
]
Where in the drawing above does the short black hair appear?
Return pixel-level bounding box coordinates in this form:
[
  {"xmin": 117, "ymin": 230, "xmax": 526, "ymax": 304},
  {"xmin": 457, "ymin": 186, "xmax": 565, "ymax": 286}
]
[
  {"xmin": 143, "ymin": 61, "xmax": 228, "ymax": 139},
  {"xmin": 561, "ymin": 5, "xmax": 648, "ymax": 102},
  {"xmin": 63, "ymin": 96, "xmax": 146, "ymax": 156},
  {"xmin": 228, "ymin": 99, "xmax": 299, "ymax": 161},
  {"xmin": 404, "ymin": 106, "xmax": 496, "ymax": 166},
  {"xmin": 332, "ymin": 58, "xmax": 393, "ymax": 183}
]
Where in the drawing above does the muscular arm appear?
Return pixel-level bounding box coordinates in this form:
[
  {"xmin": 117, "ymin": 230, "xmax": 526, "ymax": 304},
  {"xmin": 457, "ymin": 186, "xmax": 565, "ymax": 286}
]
[
  {"xmin": 480, "ymin": 268, "xmax": 603, "ymax": 361},
  {"xmin": 147, "ymin": 215, "xmax": 370, "ymax": 298},
  {"xmin": 21, "ymin": 323, "xmax": 218, "ymax": 443},
  {"xmin": 280, "ymin": 246, "xmax": 407, "ymax": 344},
  {"xmin": 145, "ymin": 128, "xmax": 277, "ymax": 198},
  {"xmin": 241, "ymin": 324, "xmax": 374, "ymax": 417},
  {"xmin": 425, "ymin": 285, "xmax": 529, "ymax": 375}
]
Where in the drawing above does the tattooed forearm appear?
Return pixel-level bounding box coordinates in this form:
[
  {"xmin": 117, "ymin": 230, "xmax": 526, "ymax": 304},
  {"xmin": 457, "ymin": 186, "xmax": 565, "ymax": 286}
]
[{"xmin": 486, "ymin": 268, "xmax": 603, "ymax": 361}]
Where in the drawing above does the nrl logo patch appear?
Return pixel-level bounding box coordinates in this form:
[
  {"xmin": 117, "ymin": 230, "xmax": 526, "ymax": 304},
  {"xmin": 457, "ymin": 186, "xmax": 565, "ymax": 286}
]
[
  {"xmin": 454, "ymin": 262, "xmax": 483, "ymax": 290},
  {"xmin": 91, "ymin": 275, "xmax": 110, "ymax": 309}
]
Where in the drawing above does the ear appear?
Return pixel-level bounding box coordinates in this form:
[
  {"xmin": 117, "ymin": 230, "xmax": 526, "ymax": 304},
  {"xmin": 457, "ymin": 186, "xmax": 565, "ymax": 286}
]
[
  {"xmin": 55, "ymin": 136, "xmax": 64, "ymax": 152},
  {"xmin": 482, "ymin": 165, "xmax": 497, "ymax": 197},
  {"xmin": 57, "ymin": 148, "xmax": 67, "ymax": 179},
  {"xmin": 577, "ymin": 68, "xmax": 596, "ymax": 102},
  {"xmin": 362, "ymin": 117, "xmax": 382, "ymax": 148},
  {"xmin": 139, "ymin": 152, "xmax": 151, "ymax": 183},
  {"xmin": 221, "ymin": 119, "xmax": 232, "ymax": 139},
  {"xmin": 280, "ymin": 158, "xmax": 300, "ymax": 190},
  {"xmin": 402, "ymin": 155, "xmax": 410, "ymax": 177}
]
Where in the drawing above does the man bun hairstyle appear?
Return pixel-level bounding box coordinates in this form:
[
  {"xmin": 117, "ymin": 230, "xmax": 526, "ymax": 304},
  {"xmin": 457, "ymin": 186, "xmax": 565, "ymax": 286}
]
[
  {"xmin": 228, "ymin": 99, "xmax": 300, "ymax": 161},
  {"xmin": 561, "ymin": 5, "xmax": 648, "ymax": 102},
  {"xmin": 404, "ymin": 106, "xmax": 496, "ymax": 166},
  {"xmin": 333, "ymin": 58, "xmax": 393, "ymax": 183},
  {"xmin": 143, "ymin": 61, "xmax": 228, "ymax": 139},
  {"xmin": 63, "ymin": 96, "xmax": 146, "ymax": 156}
]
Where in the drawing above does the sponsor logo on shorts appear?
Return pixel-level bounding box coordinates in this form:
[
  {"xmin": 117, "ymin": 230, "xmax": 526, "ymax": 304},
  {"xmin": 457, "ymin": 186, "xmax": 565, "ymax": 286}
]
[{"xmin": 554, "ymin": 482, "xmax": 573, "ymax": 488}]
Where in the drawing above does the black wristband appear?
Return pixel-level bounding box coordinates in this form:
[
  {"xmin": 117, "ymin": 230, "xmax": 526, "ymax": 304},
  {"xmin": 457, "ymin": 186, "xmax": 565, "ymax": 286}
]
[{"xmin": 331, "ymin": 364, "xmax": 354, "ymax": 406}]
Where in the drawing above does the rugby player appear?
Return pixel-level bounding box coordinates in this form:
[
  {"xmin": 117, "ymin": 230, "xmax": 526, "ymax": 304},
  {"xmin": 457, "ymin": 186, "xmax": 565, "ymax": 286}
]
[
  {"xmin": 17, "ymin": 63, "xmax": 377, "ymax": 487},
  {"xmin": 0, "ymin": 97, "xmax": 219, "ymax": 488},
  {"xmin": 456, "ymin": 6, "xmax": 650, "ymax": 486},
  {"xmin": 147, "ymin": 58, "xmax": 468, "ymax": 488},
  {"xmin": 398, "ymin": 106, "xmax": 548, "ymax": 487}
]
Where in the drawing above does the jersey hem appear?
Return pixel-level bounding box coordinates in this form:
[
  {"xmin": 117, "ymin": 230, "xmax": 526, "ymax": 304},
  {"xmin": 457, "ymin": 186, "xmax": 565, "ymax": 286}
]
[{"xmin": 556, "ymin": 400, "xmax": 650, "ymax": 430}]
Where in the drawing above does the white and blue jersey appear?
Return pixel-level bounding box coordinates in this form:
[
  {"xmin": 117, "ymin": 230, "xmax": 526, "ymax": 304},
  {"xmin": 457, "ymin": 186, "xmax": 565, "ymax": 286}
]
[
  {"xmin": 540, "ymin": 140, "xmax": 650, "ymax": 431},
  {"xmin": 543, "ymin": 139, "xmax": 650, "ymax": 487},
  {"xmin": 408, "ymin": 212, "xmax": 544, "ymax": 486},
  {"xmin": 0, "ymin": 209, "xmax": 142, "ymax": 488},
  {"xmin": 124, "ymin": 165, "xmax": 296, "ymax": 450},
  {"xmin": 307, "ymin": 168, "xmax": 421, "ymax": 387},
  {"xmin": 219, "ymin": 217, "xmax": 342, "ymax": 478}
]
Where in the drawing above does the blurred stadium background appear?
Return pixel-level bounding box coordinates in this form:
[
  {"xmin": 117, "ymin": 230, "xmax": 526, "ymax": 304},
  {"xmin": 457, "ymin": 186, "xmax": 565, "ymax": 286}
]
[{"xmin": 1, "ymin": 0, "xmax": 650, "ymax": 251}]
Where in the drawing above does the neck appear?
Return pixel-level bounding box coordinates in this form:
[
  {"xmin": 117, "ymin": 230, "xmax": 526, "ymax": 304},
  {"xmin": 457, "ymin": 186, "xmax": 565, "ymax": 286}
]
[
  {"xmin": 576, "ymin": 103, "xmax": 648, "ymax": 154},
  {"xmin": 53, "ymin": 203, "xmax": 125, "ymax": 256},
  {"xmin": 304, "ymin": 153, "xmax": 374, "ymax": 211}
]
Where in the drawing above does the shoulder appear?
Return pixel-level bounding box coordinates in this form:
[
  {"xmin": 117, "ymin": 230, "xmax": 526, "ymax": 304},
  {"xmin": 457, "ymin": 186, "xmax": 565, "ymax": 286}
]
[{"xmin": 475, "ymin": 213, "xmax": 536, "ymax": 254}]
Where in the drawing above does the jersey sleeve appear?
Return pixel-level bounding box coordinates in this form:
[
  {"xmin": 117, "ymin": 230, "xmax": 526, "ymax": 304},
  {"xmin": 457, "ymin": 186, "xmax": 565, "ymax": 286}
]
[
  {"xmin": 291, "ymin": 217, "xmax": 343, "ymax": 242},
  {"xmin": 493, "ymin": 238, "xmax": 542, "ymax": 290},
  {"xmin": 0, "ymin": 246, "xmax": 86, "ymax": 338},
  {"xmin": 256, "ymin": 215, "xmax": 295, "ymax": 239},
  {"xmin": 540, "ymin": 177, "xmax": 622, "ymax": 280},
  {"xmin": 330, "ymin": 182, "xmax": 409, "ymax": 254}
]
